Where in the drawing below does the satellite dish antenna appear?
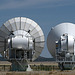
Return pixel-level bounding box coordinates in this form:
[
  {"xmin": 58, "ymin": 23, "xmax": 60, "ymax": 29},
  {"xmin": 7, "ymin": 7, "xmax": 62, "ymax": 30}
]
[
  {"xmin": 0, "ymin": 17, "xmax": 45, "ymax": 71},
  {"xmin": 47, "ymin": 23, "xmax": 75, "ymax": 70}
]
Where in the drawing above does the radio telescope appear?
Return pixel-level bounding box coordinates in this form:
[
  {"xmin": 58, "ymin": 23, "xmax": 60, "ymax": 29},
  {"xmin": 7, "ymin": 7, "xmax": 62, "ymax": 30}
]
[
  {"xmin": 47, "ymin": 23, "xmax": 75, "ymax": 70},
  {"xmin": 0, "ymin": 17, "xmax": 45, "ymax": 71}
]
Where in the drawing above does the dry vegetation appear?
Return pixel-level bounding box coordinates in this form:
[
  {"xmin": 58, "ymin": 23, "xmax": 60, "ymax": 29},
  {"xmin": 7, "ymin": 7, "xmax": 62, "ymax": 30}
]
[{"xmin": 0, "ymin": 70, "xmax": 75, "ymax": 75}]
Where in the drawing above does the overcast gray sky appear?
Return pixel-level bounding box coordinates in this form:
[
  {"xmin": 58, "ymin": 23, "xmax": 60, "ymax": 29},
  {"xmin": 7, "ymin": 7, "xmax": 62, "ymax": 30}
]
[{"xmin": 0, "ymin": 0, "xmax": 75, "ymax": 58}]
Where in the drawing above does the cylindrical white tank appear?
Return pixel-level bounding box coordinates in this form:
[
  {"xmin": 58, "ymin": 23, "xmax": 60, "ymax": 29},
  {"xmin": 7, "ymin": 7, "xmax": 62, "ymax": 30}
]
[
  {"xmin": 8, "ymin": 30, "xmax": 33, "ymax": 50},
  {"xmin": 12, "ymin": 36, "xmax": 29, "ymax": 49}
]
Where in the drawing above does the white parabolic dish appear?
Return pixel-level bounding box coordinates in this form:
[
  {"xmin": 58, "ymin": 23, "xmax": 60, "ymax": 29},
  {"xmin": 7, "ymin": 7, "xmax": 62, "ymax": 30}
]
[
  {"xmin": 0, "ymin": 17, "xmax": 45, "ymax": 60},
  {"xmin": 47, "ymin": 23, "xmax": 75, "ymax": 58}
]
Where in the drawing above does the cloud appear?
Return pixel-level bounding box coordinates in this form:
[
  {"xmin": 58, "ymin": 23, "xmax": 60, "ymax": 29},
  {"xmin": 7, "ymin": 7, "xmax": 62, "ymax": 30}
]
[
  {"xmin": 0, "ymin": 0, "xmax": 75, "ymax": 10},
  {"xmin": 0, "ymin": 0, "xmax": 50, "ymax": 10}
]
